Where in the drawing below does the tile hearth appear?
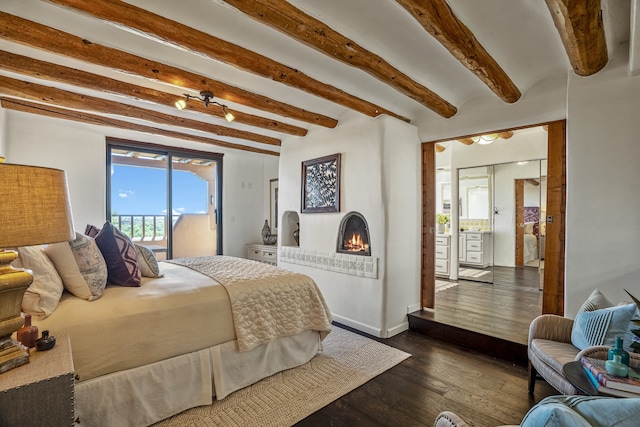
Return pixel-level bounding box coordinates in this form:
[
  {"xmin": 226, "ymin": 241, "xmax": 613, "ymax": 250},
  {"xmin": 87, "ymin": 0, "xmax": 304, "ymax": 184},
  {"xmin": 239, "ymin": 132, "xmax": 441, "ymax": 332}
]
[{"xmin": 279, "ymin": 246, "xmax": 378, "ymax": 279}]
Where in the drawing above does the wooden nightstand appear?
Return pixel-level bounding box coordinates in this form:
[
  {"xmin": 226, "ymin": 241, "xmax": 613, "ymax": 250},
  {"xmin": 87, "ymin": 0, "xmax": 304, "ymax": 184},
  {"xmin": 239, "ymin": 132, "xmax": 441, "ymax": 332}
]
[
  {"xmin": 247, "ymin": 243, "xmax": 278, "ymax": 265},
  {"xmin": 0, "ymin": 334, "xmax": 74, "ymax": 426}
]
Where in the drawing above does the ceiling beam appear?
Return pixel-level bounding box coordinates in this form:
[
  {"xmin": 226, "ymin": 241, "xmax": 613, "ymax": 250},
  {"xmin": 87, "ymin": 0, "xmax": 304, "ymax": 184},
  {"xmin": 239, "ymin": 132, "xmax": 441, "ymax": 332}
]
[
  {"xmin": 545, "ymin": 0, "xmax": 608, "ymax": 76},
  {"xmin": 0, "ymin": 75, "xmax": 280, "ymax": 146},
  {"xmin": 498, "ymin": 131, "xmax": 514, "ymax": 139},
  {"xmin": 45, "ymin": 0, "xmax": 410, "ymax": 123},
  {"xmin": 219, "ymin": 0, "xmax": 456, "ymax": 118},
  {"xmin": 395, "ymin": 0, "xmax": 521, "ymax": 104},
  {"xmin": 0, "ymin": 98, "xmax": 278, "ymax": 156},
  {"xmin": 525, "ymin": 179, "xmax": 540, "ymax": 186},
  {"xmin": 0, "ymin": 50, "xmax": 307, "ymax": 137},
  {"xmin": 458, "ymin": 138, "xmax": 475, "ymax": 145},
  {"xmin": 435, "ymin": 144, "xmax": 446, "ymax": 153},
  {"xmin": 0, "ymin": 12, "xmax": 337, "ymax": 129}
]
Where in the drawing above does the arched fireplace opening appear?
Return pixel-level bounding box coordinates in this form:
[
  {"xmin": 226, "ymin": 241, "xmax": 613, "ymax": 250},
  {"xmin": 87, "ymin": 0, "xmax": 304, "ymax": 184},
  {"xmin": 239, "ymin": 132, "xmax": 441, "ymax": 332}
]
[{"xmin": 337, "ymin": 211, "xmax": 371, "ymax": 256}]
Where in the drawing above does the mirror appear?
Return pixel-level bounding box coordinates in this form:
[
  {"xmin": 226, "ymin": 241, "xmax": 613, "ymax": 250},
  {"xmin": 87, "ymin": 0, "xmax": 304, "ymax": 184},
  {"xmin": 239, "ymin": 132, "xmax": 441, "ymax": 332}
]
[{"xmin": 458, "ymin": 166, "xmax": 494, "ymax": 283}]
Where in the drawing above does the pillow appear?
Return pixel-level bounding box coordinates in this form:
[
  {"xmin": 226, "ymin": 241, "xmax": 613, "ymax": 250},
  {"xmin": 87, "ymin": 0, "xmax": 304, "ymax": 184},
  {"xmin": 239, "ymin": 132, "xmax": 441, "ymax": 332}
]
[
  {"xmin": 521, "ymin": 395, "xmax": 640, "ymax": 427},
  {"xmin": 45, "ymin": 232, "xmax": 108, "ymax": 301},
  {"xmin": 571, "ymin": 289, "xmax": 636, "ymax": 350},
  {"xmin": 135, "ymin": 244, "xmax": 163, "ymax": 278},
  {"xmin": 16, "ymin": 246, "xmax": 64, "ymax": 319},
  {"xmin": 524, "ymin": 222, "xmax": 534, "ymax": 234},
  {"xmin": 92, "ymin": 221, "xmax": 141, "ymax": 287}
]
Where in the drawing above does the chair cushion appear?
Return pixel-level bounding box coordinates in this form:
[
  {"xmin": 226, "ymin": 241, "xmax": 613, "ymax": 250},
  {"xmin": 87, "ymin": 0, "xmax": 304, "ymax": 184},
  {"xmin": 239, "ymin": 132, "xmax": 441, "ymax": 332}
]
[
  {"xmin": 571, "ymin": 289, "xmax": 636, "ymax": 350},
  {"xmin": 530, "ymin": 339, "xmax": 579, "ymax": 373},
  {"xmin": 521, "ymin": 396, "xmax": 640, "ymax": 427}
]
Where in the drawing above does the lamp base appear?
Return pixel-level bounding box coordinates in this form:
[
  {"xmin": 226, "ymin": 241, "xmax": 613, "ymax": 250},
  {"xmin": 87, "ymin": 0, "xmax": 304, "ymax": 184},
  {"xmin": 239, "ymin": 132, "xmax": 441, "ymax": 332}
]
[{"xmin": 0, "ymin": 336, "xmax": 29, "ymax": 374}]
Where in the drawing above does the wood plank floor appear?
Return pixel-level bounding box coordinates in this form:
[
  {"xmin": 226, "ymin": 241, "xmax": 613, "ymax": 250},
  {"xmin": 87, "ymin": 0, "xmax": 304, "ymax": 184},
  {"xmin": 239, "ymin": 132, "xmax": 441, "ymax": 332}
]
[
  {"xmin": 295, "ymin": 324, "xmax": 557, "ymax": 426},
  {"xmin": 417, "ymin": 266, "xmax": 543, "ymax": 345}
]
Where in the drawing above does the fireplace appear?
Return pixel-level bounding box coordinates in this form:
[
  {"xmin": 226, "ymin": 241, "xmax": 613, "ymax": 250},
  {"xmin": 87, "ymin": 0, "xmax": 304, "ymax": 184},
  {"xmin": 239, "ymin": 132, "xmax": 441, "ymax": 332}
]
[{"xmin": 337, "ymin": 212, "xmax": 371, "ymax": 256}]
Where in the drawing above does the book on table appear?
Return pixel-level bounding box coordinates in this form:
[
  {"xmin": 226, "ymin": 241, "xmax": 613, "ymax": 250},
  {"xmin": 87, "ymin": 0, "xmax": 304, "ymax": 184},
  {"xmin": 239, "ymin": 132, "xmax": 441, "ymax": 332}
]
[{"xmin": 581, "ymin": 356, "xmax": 640, "ymax": 394}]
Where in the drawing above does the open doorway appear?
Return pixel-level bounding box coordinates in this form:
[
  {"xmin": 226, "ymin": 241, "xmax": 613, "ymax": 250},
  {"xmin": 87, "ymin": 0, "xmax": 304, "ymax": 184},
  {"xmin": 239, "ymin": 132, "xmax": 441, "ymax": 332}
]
[{"xmin": 420, "ymin": 121, "xmax": 566, "ymax": 343}]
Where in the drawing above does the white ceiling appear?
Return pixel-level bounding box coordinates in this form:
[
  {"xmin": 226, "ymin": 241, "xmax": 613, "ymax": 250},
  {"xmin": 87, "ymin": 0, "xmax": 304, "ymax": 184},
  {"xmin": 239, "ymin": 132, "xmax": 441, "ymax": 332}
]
[{"xmin": 0, "ymin": 0, "xmax": 635, "ymax": 153}]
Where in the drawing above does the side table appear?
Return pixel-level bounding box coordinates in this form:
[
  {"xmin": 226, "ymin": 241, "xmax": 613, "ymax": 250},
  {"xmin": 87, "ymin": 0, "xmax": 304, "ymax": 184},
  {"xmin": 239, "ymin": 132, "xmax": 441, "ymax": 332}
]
[
  {"xmin": 0, "ymin": 334, "xmax": 75, "ymax": 426},
  {"xmin": 563, "ymin": 360, "xmax": 640, "ymax": 398}
]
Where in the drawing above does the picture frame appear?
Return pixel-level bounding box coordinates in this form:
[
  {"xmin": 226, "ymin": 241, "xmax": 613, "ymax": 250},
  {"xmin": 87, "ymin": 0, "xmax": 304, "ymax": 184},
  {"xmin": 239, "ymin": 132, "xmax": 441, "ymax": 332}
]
[
  {"xmin": 301, "ymin": 153, "xmax": 341, "ymax": 213},
  {"xmin": 270, "ymin": 178, "xmax": 279, "ymax": 232}
]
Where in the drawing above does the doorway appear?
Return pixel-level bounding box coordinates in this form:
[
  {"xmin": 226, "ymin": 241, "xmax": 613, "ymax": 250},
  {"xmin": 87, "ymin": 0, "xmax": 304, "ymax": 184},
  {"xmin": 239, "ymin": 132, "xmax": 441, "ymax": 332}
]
[
  {"xmin": 421, "ymin": 121, "xmax": 566, "ymax": 322},
  {"xmin": 106, "ymin": 138, "xmax": 223, "ymax": 259}
]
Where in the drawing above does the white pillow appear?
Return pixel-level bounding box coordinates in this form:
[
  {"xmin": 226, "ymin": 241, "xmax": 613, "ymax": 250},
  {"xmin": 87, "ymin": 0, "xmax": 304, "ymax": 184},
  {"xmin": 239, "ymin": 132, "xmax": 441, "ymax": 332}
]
[
  {"xmin": 135, "ymin": 244, "xmax": 163, "ymax": 278},
  {"xmin": 45, "ymin": 232, "xmax": 108, "ymax": 301},
  {"xmin": 16, "ymin": 245, "xmax": 64, "ymax": 319},
  {"xmin": 524, "ymin": 222, "xmax": 535, "ymax": 234}
]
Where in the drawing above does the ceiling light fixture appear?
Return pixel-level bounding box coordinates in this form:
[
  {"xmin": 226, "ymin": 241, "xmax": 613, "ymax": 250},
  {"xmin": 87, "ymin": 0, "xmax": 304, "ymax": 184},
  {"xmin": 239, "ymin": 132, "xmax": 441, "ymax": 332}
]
[
  {"xmin": 175, "ymin": 91, "xmax": 235, "ymax": 123},
  {"xmin": 471, "ymin": 134, "xmax": 500, "ymax": 145}
]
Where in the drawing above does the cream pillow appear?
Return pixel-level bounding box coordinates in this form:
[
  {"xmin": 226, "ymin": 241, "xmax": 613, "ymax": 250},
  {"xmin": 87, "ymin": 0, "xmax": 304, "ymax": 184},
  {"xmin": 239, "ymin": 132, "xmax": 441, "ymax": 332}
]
[
  {"xmin": 135, "ymin": 244, "xmax": 164, "ymax": 278},
  {"xmin": 16, "ymin": 245, "xmax": 64, "ymax": 319},
  {"xmin": 45, "ymin": 232, "xmax": 108, "ymax": 301}
]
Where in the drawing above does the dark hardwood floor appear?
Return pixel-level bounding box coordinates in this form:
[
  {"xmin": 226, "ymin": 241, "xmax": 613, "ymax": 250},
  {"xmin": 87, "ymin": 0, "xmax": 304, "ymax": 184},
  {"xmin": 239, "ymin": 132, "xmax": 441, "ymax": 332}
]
[
  {"xmin": 296, "ymin": 266, "xmax": 551, "ymax": 426},
  {"xmin": 296, "ymin": 324, "xmax": 556, "ymax": 426}
]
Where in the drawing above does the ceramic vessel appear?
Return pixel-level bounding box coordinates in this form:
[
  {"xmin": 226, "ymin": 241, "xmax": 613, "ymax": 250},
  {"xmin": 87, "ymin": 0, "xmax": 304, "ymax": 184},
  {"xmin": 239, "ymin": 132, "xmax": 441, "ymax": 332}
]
[
  {"xmin": 261, "ymin": 220, "xmax": 271, "ymax": 244},
  {"xmin": 608, "ymin": 336, "xmax": 630, "ymax": 366},
  {"xmin": 35, "ymin": 330, "xmax": 56, "ymax": 351},
  {"xmin": 293, "ymin": 223, "xmax": 300, "ymax": 246},
  {"xmin": 606, "ymin": 354, "xmax": 629, "ymax": 377},
  {"xmin": 17, "ymin": 314, "xmax": 38, "ymax": 348}
]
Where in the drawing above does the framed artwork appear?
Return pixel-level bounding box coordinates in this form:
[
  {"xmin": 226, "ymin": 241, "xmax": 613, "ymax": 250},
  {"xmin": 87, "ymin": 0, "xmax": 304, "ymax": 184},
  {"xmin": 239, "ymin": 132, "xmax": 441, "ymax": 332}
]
[
  {"xmin": 301, "ymin": 153, "xmax": 341, "ymax": 213},
  {"xmin": 270, "ymin": 178, "xmax": 279, "ymax": 232}
]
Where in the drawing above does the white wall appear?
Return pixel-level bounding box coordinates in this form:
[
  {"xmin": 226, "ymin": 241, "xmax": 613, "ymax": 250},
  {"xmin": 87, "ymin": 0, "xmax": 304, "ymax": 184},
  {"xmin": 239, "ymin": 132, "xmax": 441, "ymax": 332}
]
[
  {"xmin": 278, "ymin": 111, "xmax": 420, "ymax": 337},
  {"xmin": 2, "ymin": 110, "xmax": 274, "ymax": 257},
  {"xmin": 565, "ymin": 46, "xmax": 640, "ymax": 315}
]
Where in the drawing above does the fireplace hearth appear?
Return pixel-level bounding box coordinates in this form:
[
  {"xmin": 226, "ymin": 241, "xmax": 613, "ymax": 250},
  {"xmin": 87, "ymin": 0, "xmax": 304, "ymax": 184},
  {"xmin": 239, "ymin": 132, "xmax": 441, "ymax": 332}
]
[{"xmin": 337, "ymin": 211, "xmax": 371, "ymax": 256}]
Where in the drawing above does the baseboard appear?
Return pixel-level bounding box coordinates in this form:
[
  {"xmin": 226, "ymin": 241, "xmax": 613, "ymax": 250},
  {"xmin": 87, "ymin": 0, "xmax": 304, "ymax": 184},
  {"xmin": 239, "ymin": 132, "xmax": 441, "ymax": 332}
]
[{"xmin": 331, "ymin": 314, "xmax": 382, "ymax": 337}]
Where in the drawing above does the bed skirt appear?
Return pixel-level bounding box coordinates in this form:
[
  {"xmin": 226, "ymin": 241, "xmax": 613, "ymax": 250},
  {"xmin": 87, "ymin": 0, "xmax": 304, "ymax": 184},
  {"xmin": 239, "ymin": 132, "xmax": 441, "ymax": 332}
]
[{"xmin": 75, "ymin": 330, "xmax": 321, "ymax": 427}]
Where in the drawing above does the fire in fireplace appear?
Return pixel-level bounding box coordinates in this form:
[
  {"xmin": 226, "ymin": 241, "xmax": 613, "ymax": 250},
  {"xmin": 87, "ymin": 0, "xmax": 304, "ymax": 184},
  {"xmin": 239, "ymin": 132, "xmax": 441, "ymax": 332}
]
[{"xmin": 337, "ymin": 212, "xmax": 371, "ymax": 256}]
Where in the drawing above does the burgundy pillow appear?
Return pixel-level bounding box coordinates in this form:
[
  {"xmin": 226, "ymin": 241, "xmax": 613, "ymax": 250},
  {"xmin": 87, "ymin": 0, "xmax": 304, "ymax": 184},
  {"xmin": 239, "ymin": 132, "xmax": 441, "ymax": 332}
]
[{"xmin": 92, "ymin": 222, "xmax": 141, "ymax": 287}]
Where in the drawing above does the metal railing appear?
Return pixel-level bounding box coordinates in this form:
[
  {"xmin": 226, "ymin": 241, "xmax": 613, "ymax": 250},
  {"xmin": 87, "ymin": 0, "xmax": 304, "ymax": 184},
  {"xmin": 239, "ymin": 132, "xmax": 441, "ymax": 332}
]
[{"xmin": 111, "ymin": 214, "xmax": 174, "ymax": 241}]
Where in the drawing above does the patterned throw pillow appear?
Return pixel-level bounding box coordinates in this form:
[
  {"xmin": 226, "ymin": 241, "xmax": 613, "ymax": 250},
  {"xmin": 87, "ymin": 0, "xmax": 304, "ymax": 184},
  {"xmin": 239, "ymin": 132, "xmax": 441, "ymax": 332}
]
[
  {"xmin": 45, "ymin": 232, "xmax": 108, "ymax": 301},
  {"xmin": 571, "ymin": 289, "xmax": 636, "ymax": 350},
  {"xmin": 92, "ymin": 222, "xmax": 141, "ymax": 287},
  {"xmin": 16, "ymin": 245, "xmax": 64, "ymax": 319},
  {"xmin": 135, "ymin": 244, "xmax": 163, "ymax": 278}
]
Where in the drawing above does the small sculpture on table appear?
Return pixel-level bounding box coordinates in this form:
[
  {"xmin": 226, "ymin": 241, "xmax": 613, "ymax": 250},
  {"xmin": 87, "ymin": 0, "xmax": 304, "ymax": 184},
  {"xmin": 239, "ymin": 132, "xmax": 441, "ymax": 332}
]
[{"xmin": 261, "ymin": 220, "xmax": 277, "ymax": 245}]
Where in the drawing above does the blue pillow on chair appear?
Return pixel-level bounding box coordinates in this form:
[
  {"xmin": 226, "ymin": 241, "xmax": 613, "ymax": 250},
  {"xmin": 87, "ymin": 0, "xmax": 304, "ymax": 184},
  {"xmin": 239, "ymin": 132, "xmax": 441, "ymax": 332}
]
[{"xmin": 571, "ymin": 289, "xmax": 636, "ymax": 350}]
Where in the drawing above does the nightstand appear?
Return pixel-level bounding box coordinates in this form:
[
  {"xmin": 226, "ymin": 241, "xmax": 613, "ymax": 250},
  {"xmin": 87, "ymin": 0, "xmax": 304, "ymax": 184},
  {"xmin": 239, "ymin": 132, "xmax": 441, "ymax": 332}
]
[
  {"xmin": 0, "ymin": 334, "xmax": 74, "ymax": 426},
  {"xmin": 247, "ymin": 243, "xmax": 278, "ymax": 265}
]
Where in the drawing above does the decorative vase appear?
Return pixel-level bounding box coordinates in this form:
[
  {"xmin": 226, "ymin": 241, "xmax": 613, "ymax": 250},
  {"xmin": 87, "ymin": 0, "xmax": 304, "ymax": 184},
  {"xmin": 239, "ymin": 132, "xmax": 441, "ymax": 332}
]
[
  {"xmin": 608, "ymin": 336, "xmax": 630, "ymax": 366},
  {"xmin": 17, "ymin": 314, "xmax": 39, "ymax": 348},
  {"xmin": 437, "ymin": 223, "xmax": 445, "ymax": 233},
  {"xmin": 293, "ymin": 223, "xmax": 300, "ymax": 246},
  {"xmin": 606, "ymin": 354, "xmax": 629, "ymax": 377},
  {"xmin": 261, "ymin": 220, "xmax": 271, "ymax": 244}
]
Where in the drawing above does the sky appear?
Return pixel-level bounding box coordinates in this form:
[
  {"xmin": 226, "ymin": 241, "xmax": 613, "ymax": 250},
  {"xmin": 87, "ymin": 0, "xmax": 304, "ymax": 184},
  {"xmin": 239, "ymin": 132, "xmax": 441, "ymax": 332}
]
[{"xmin": 111, "ymin": 165, "xmax": 207, "ymax": 215}]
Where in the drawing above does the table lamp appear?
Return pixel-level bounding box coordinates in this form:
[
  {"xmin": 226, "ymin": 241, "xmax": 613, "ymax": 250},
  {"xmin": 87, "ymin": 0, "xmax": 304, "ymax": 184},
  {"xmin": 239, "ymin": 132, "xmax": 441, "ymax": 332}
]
[{"xmin": 0, "ymin": 163, "xmax": 75, "ymax": 374}]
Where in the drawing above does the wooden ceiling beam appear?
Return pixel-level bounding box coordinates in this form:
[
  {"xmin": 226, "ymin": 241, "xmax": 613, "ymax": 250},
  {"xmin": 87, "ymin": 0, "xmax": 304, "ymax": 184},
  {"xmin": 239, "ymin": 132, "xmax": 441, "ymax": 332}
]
[
  {"xmin": 498, "ymin": 131, "xmax": 514, "ymax": 139},
  {"xmin": 46, "ymin": 0, "xmax": 410, "ymax": 123},
  {"xmin": 458, "ymin": 138, "xmax": 475, "ymax": 145},
  {"xmin": 545, "ymin": 0, "xmax": 608, "ymax": 76},
  {"xmin": 0, "ymin": 75, "xmax": 280, "ymax": 146},
  {"xmin": 396, "ymin": 0, "xmax": 521, "ymax": 104},
  {"xmin": 0, "ymin": 98, "xmax": 278, "ymax": 156},
  {"xmin": 0, "ymin": 50, "xmax": 307, "ymax": 137},
  {"xmin": 0, "ymin": 12, "xmax": 337, "ymax": 129},
  {"xmin": 435, "ymin": 144, "xmax": 446, "ymax": 153},
  {"xmin": 525, "ymin": 179, "xmax": 540, "ymax": 186},
  {"xmin": 220, "ymin": 0, "xmax": 455, "ymax": 118}
]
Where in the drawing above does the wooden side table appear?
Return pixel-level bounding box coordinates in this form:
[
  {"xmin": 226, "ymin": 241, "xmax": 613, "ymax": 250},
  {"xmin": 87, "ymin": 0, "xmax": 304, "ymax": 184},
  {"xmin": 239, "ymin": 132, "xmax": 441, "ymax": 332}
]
[{"xmin": 0, "ymin": 334, "xmax": 75, "ymax": 426}]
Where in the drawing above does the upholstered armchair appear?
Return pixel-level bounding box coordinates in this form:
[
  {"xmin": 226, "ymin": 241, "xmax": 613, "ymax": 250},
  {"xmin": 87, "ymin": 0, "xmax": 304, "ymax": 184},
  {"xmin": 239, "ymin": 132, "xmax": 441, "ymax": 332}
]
[{"xmin": 527, "ymin": 314, "xmax": 640, "ymax": 395}]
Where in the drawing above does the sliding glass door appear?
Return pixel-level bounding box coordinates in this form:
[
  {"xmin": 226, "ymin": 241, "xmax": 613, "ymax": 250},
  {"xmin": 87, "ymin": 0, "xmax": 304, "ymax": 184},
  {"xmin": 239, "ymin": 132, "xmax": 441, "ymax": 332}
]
[{"xmin": 107, "ymin": 140, "xmax": 222, "ymax": 259}]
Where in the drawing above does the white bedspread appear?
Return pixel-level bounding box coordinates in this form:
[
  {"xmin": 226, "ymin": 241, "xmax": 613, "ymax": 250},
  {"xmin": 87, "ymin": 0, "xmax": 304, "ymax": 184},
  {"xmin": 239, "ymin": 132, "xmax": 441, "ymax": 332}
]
[
  {"xmin": 168, "ymin": 256, "xmax": 333, "ymax": 352},
  {"xmin": 524, "ymin": 233, "xmax": 538, "ymax": 263}
]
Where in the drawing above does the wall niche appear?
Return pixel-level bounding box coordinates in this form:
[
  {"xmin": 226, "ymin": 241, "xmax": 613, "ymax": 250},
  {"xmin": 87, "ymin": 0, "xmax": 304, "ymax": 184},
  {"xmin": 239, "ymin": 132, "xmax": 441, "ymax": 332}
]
[{"xmin": 281, "ymin": 211, "xmax": 300, "ymax": 247}]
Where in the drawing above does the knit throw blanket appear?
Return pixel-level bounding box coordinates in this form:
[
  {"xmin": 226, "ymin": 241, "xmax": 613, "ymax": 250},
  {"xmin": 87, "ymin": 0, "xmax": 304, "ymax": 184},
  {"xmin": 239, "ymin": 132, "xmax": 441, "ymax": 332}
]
[{"xmin": 167, "ymin": 256, "xmax": 332, "ymax": 352}]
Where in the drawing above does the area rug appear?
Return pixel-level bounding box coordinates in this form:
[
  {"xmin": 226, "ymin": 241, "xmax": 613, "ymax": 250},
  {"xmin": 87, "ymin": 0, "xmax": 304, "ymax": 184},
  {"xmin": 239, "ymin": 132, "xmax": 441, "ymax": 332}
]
[
  {"xmin": 435, "ymin": 279, "xmax": 458, "ymax": 292},
  {"xmin": 459, "ymin": 267, "xmax": 491, "ymax": 279},
  {"xmin": 153, "ymin": 327, "xmax": 410, "ymax": 427}
]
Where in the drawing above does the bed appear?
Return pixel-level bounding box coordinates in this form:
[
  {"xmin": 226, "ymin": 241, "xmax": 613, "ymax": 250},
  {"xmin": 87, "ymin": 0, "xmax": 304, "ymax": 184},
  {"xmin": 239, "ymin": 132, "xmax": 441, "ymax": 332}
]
[{"xmin": 29, "ymin": 254, "xmax": 333, "ymax": 426}]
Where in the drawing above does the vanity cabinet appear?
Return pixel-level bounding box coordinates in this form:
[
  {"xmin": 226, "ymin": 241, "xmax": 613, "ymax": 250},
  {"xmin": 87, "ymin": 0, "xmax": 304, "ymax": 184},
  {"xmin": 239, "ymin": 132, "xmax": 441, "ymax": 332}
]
[
  {"xmin": 459, "ymin": 232, "xmax": 492, "ymax": 268},
  {"xmin": 435, "ymin": 235, "xmax": 450, "ymax": 277}
]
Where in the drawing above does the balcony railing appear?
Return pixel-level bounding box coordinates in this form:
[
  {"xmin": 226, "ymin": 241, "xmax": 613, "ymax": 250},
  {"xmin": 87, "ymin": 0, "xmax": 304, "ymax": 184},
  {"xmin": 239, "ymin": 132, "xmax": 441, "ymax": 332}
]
[{"xmin": 111, "ymin": 214, "xmax": 175, "ymax": 241}]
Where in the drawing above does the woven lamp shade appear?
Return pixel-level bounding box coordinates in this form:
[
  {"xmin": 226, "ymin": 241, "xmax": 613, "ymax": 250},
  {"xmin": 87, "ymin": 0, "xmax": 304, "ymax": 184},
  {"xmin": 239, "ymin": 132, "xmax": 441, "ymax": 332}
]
[{"xmin": 0, "ymin": 163, "xmax": 75, "ymax": 248}]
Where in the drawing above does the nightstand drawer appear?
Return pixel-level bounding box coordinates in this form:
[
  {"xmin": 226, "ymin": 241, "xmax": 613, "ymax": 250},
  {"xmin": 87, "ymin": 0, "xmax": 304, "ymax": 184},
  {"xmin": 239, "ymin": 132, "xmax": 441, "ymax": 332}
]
[
  {"xmin": 467, "ymin": 241, "xmax": 482, "ymax": 251},
  {"xmin": 466, "ymin": 233, "xmax": 482, "ymax": 241}
]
